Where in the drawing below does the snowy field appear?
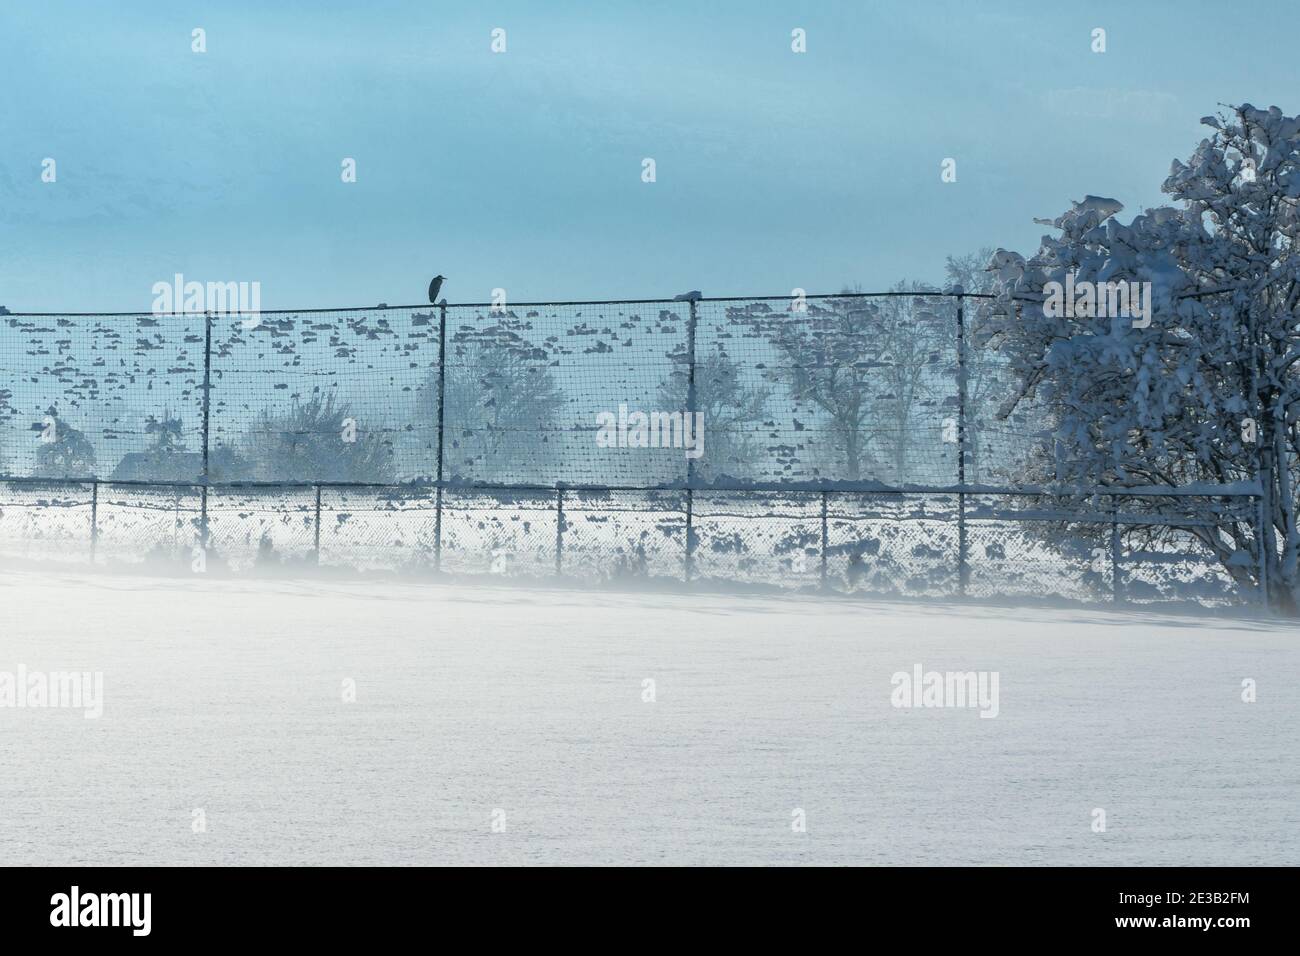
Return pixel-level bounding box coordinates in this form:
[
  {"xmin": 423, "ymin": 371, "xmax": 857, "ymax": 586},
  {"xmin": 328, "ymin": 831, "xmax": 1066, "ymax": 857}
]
[{"xmin": 0, "ymin": 568, "xmax": 1296, "ymax": 866}]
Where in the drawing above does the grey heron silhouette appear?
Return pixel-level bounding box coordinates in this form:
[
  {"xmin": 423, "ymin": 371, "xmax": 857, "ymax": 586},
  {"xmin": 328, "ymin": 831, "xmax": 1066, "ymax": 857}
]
[{"xmin": 428, "ymin": 275, "xmax": 446, "ymax": 304}]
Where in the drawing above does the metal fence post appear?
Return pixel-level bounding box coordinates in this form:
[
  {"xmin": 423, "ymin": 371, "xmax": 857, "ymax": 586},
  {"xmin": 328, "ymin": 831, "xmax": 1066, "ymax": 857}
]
[
  {"xmin": 957, "ymin": 493, "xmax": 968, "ymax": 597},
  {"xmin": 1247, "ymin": 303, "xmax": 1268, "ymax": 610},
  {"xmin": 1256, "ymin": 493, "xmax": 1269, "ymax": 607},
  {"xmin": 956, "ymin": 294, "xmax": 969, "ymax": 596},
  {"xmin": 684, "ymin": 297, "xmax": 699, "ymax": 582},
  {"xmin": 434, "ymin": 302, "xmax": 448, "ymax": 572},
  {"xmin": 686, "ymin": 298, "xmax": 699, "ymax": 486},
  {"xmin": 313, "ymin": 483, "xmax": 323, "ymax": 566},
  {"xmin": 820, "ymin": 489, "xmax": 829, "ymax": 590},
  {"xmin": 684, "ymin": 489, "xmax": 695, "ymax": 582},
  {"xmin": 89, "ymin": 479, "xmax": 99, "ymax": 564},
  {"xmin": 555, "ymin": 487, "xmax": 565, "ymax": 576},
  {"xmin": 199, "ymin": 310, "xmax": 213, "ymax": 553},
  {"xmin": 1110, "ymin": 504, "xmax": 1122, "ymax": 604}
]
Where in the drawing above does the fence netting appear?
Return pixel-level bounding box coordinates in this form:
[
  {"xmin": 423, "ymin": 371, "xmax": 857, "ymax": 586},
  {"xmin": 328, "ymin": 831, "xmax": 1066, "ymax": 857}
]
[
  {"xmin": 0, "ymin": 296, "xmax": 1262, "ymax": 606},
  {"xmin": 3, "ymin": 296, "xmax": 1057, "ymax": 487}
]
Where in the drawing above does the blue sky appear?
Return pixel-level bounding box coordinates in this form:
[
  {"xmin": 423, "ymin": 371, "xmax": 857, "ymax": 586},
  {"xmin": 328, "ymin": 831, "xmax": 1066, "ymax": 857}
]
[{"xmin": 1, "ymin": 0, "xmax": 1296, "ymax": 311}]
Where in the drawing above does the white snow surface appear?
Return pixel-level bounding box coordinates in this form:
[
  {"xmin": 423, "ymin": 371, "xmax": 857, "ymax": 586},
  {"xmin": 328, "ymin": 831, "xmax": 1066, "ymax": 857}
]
[{"xmin": 0, "ymin": 569, "xmax": 1296, "ymax": 866}]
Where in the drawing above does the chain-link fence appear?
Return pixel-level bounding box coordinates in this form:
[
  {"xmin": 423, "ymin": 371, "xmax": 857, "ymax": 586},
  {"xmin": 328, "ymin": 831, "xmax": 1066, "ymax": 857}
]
[
  {"xmin": 0, "ymin": 294, "xmax": 1264, "ymax": 606},
  {"xmin": 2, "ymin": 294, "xmax": 1026, "ymax": 486}
]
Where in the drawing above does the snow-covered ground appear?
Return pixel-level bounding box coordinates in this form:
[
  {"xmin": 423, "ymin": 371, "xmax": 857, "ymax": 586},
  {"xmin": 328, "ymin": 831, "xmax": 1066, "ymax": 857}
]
[{"xmin": 0, "ymin": 569, "xmax": 1295, "ymax": 866}]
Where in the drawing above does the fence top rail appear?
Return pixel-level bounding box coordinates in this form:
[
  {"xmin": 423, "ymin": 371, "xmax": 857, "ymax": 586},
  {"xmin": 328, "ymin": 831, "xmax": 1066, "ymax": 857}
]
[
  {"xmin": 0, "ymin": 474, "xmax": 1262, "ymax": 498},
  {"xmin": 0, "ymin": 285, "xmax": 1240, "ymax": 318},
  {"xmin": 1, "ymin": 290, "xmax": 1003, "ymax": 318}
]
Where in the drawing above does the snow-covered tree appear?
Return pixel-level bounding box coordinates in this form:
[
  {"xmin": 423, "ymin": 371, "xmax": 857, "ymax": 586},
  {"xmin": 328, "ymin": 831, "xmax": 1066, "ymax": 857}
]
[
  {"xmin": 418, "ymin": 325, "xmax": 566, "ymax": 484},
  {"xmin": 859, "ymin": 281, "xmax": 952, "ymax": 485},
  {"xmin": 144, "ymin": 411, "xmax": 186, "ymax": 452},
  {"xmin": 766, "ymin": 285, "xmax": 957, "ymax": 485},
  {"xmin": 31, "ymin": 411, "xmax": 96, "ymax": 478},
  {"xmin": 657, "ymin": 350, "xmax": 770, "ymax": 483},
  {"xmin": 985, "ymin": 104, "xmax": 1300, "ymax": 610},
  {"xmin": 242, "ymin": 393, "xmax": 394, "ymax": 483},
  {"xmin": 945, "ymin": 248, "xmax": 1043, "ymax": 484},
  {"xmin": 766, "ymin": 295, "xmax": 888, "ymax": 481}
]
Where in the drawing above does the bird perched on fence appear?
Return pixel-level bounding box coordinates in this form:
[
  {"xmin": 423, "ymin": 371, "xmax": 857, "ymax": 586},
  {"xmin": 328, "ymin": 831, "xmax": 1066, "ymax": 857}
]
[
  {"xmin": 674, "ymin": 290, "xmax": 702, "ymax": 302},
  {"xmin": 428, "ymin": 275, "xmax": 446, "ymax": 304}
]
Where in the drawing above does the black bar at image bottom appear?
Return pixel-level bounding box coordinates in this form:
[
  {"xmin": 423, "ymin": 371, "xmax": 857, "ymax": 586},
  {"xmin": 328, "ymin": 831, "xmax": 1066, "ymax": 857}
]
[{"xmin": 0, "ymin": 867, "xmax": 1281, "ymax": 942}]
